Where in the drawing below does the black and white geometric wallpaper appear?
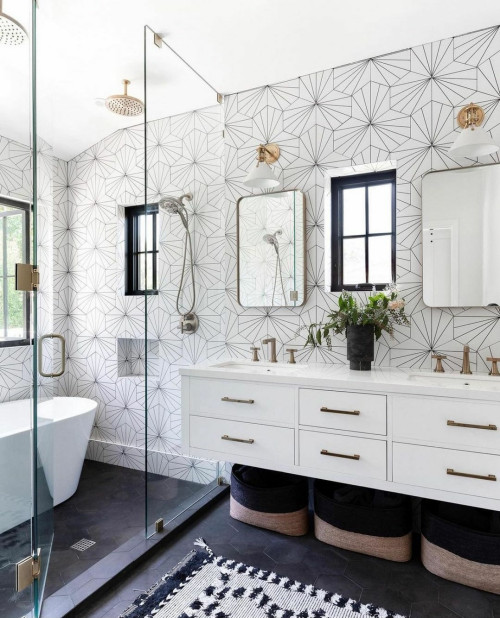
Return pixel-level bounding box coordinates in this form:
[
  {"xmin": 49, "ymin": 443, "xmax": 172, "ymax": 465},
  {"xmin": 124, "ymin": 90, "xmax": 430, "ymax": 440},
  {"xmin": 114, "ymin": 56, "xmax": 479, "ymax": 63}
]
[
  {"xmin": 57, "ymin": 106, "xmax": 225, "ymax": 483},
  {"xmin": 2, "ymin": 25, "xmax": 500, "ymax": 481},
  {"xmin": 222, "ymin": 25, "xmax": 500, "ymax": 373}
]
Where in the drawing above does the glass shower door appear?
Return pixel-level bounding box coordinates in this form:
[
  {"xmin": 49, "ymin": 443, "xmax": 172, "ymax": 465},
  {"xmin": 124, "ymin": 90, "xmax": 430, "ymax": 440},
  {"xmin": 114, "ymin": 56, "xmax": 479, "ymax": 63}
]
[{"xmin": 143, "ymin": 25, "xmax": 221, "ymax": 538}]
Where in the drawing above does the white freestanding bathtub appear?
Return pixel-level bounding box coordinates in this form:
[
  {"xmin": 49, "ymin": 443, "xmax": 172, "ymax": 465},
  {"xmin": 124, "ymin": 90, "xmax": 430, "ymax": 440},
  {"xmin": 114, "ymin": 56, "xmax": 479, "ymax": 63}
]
[{"xmin": 0, "ymin": 396, "xmax": 97, "ymax": 534}]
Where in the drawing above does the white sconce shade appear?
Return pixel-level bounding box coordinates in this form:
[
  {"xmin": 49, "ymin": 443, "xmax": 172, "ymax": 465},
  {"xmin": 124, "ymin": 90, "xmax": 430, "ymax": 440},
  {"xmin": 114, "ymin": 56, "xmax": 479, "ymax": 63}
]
[
  {"xmin": 244, "ymin": 143, "xmax": 282, "ymax": 190},
  {"xmin": 244, "ymin": 162, "xmax": 281, "ymax": 190},
  {"xmin": 449, "ymin": 103, "xmax": 499, "ymax": 158},
  {"xmin": 449, "ymin": 125, "xmax": 499, "ymax": 158}
]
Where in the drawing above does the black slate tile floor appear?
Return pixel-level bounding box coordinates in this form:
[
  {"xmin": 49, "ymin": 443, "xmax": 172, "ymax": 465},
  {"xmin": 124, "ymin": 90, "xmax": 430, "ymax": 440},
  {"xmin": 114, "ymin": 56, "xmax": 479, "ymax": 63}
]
[
  {"xmin": 72, "ymin": 496, "xmax": 499, "ymax": 618},
  {"xmin": 45, "ymin": 460, "xmax": 204, "ymax": 598}
]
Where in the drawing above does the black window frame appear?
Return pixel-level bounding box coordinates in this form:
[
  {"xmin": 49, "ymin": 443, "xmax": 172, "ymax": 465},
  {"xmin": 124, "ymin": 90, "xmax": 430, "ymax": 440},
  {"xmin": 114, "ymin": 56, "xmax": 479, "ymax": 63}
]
[
  {"xmin": 125, "ymin": 204, "xmax": 159, "ymax": 296},
  {"xmin": 331, "ymin": 170, "xmax": 396, "ymax": 292},
  {"xmin": 0, "ymin": 196, "xmax": 31, "ymax": 348}
]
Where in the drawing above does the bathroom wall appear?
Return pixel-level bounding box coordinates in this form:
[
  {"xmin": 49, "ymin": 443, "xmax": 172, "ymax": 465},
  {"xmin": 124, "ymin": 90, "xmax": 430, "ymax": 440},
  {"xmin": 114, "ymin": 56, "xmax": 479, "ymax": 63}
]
[
  {"xmin": 60, "ymin": 24, "xmax": 500, "ymax": 473},
  {"xmin": 0, "ymin": 133, "xmax": 61, "ymax": 403},
  {"xmin": 58, "ymin": 107, "xmax": 225, "ymax": 481},
  {"xmin": 222, "ymin": 25, "xmax": 500, "ymax": 373}
]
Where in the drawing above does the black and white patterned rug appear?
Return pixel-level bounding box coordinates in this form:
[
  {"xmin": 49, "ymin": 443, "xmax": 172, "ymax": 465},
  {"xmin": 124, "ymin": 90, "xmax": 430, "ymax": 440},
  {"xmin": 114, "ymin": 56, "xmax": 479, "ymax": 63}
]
[{"xmin": 119, "ymin": 540, "xmax": 406, "ymax": 618}]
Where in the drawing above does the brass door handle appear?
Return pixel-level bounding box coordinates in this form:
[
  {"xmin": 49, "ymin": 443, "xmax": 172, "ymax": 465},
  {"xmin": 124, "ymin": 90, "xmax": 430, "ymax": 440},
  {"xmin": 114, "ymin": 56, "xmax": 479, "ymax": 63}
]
[
  {"xmin": 221, "ymin": 397, "xmax": 254, "ymax": 404},
  {"xmin": 447, "ymin": 468, "xmax": 496, "ymax": 482},
  {"xmin": 38, "ymin": 334, "xmax": 66, "ymax": 378},
  {"xmin": 321, "ymin": 406, "xmax": 360, "ymax": 416},
  {"xmin": 320, "ymin": 449, "xmax": 360, "ymax": 460},
  {"xmin": 447, "ymin": 420, "xmax": 497, "ymax": 431},
  {"xmin": 221, "ymin": 434, "xmax": 255, "ymax": 444}
]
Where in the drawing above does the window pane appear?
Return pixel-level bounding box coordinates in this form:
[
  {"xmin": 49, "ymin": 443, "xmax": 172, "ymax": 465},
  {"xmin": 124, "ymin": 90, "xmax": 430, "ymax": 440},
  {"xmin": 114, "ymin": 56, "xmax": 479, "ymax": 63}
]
[
  {"xmin": 0, "ymin": 279, "xmax": 4, "ymax": 334},
  {"xmin": 146, "ymin": 214, "xmax": 153, "ymax": 251},
  {"xmin": 138, "ymin": 253, "xmax": 154, "ymax": 291},
  {"xmin": 342, "ymin": 187, "xmax": 365, "ymax": 236},
  {"xmin": 369, "ymin": 235, "xmax": 392, "ymax": 283},
  {"xmin": 138, "ymin": 215, "xmax": 145, "ymax": 252},
  {"xmin": 6, "ymin": 212, "xmax": 23, "ymax": 276},
  {"xmin": 343, "ymin": 238, "xmax": 365, "ymax": 284},
  {"xmin": 368, "ymin": 183, "xmax": 392, "ymax": 233},
  {"xmin": 7, "ymin": 277, "xmax": 23, "ymax": 337}
]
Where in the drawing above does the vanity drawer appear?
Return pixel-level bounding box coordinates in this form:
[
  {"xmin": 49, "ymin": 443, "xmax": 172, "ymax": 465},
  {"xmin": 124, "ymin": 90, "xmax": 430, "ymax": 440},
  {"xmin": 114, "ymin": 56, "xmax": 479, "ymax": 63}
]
[
  {"xmin": 299, "ymin": 429, "xmax": 387, "ymax": 480},
  {"xmin": 393, "ymin": 443, "xmax": 500, "ymax": 500},
  {"xmin": 299, "ymin": 389, "xmax": 386, "ymax": 435},
  {"xmin": 189, "ymin": 377, "xmax": 294, "ymax": 424},
  {"xmin": 393, "ymin": 396, "xmax": 500, "ymax": 451},
  {"xmin": 190, "ymin": 416, "xmax": 294, "ymax": 464}
]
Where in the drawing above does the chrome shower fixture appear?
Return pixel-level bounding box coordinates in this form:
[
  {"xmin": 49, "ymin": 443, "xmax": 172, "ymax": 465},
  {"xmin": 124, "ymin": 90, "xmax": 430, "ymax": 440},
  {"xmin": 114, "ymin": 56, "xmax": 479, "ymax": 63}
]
[
  {"xmin": 0, "ymin": 0, "xmax": 27, "ymax": 45},
  {"xmin": 263, "ymin": 229, "xmax": 282, "ymax": 253},
  {"xmin": 159, "ymin": 193, "xmax": 198, "ymax": 334},
  {"xmin": 105, "ymin": 79, "xmax": 144, "ymax": 116}
]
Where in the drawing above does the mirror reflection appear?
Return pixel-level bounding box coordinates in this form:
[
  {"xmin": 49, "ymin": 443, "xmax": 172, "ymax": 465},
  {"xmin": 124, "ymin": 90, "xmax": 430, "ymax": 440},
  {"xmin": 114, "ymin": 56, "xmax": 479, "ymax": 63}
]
[
  {"xmin": 237, "ymin": 190, "xmax": 306, "ymax": 307},
  {"xmin": 422, "ymin": 163, "xmax": 500, "ymax": 307}
]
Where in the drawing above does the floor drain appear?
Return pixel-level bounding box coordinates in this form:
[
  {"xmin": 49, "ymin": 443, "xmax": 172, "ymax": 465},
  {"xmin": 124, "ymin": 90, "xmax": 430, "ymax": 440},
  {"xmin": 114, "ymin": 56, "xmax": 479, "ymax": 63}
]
[{"xmin": 70, "ymin": 538, "xmax": 96, "ymax": 552}]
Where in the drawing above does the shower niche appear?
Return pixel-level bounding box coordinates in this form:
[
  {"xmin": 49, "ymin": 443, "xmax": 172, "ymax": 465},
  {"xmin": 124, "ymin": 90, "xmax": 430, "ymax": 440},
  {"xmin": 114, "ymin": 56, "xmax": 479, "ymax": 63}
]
[
  {"xmin": 236, "ymin": 190, "xmax": 306, "ymax": 307},
  {"xmin": 117, "ymin": 337, "xmax": 159, "ymax": 378}
]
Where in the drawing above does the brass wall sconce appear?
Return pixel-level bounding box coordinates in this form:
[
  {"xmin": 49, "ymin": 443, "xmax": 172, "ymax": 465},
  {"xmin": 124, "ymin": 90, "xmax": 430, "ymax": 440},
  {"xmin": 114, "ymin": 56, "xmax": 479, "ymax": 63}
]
[
  {"xmin": 449, "ymin": 103, "xmax": 499, "ymax": 158},
  {"xmin": 244, "ymin": 143, "xmax": 281, "ymax": 190}
]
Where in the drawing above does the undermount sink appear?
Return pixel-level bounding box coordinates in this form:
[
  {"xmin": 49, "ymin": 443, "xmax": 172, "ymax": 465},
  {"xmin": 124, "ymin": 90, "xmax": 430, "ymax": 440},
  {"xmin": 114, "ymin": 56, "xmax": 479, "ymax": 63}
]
[
  {"xmin": 212, "ymin": 361, "xmax": 307, "ymax": 374},
  {"xmin": 407, "ymin": 371, "xmax": 500, "ymax": 391}
]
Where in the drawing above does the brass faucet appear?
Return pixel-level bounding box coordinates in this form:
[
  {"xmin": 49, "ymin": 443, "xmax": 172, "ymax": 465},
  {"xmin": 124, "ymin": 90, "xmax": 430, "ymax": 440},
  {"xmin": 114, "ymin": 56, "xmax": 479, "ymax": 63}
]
[
  {"xmin": 460, "ymin": 345, "xmax": 472, "ymax": 375},
  {"xmin": 262, "ymin": 337, "xmax": 278, "ymax": 363}
]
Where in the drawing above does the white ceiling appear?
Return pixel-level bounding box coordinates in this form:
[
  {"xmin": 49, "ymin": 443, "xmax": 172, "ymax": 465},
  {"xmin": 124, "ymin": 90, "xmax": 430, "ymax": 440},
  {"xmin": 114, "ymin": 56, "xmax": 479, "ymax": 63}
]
[{"xmin": 1, "ymin": 0, "xmax": 500, "ymax": 160}]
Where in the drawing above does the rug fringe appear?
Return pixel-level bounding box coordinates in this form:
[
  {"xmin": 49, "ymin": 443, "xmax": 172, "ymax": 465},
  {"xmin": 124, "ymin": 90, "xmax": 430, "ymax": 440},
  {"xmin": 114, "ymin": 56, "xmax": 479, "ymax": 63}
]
[{"xmin": 194, "ymin": 537, "xmax": 214, "ymax": 556}]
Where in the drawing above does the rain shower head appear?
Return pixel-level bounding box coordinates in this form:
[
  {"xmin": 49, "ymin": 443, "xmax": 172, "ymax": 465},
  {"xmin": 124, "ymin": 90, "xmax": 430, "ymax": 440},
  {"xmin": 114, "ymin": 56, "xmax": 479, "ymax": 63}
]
[
  {"xmin": 0, "ymin": 0, "xmax": 27, "ymax": 45},
  {"xmin": 105, "ymin": 79, "xmax": 144, "ymax": 116}
]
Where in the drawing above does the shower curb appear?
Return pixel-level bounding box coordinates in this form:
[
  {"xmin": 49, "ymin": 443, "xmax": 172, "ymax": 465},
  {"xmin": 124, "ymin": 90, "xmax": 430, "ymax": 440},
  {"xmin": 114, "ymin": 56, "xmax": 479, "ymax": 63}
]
[{"xmin": 40, "ymin": 484, "xmax": 229, "ymax": 618}]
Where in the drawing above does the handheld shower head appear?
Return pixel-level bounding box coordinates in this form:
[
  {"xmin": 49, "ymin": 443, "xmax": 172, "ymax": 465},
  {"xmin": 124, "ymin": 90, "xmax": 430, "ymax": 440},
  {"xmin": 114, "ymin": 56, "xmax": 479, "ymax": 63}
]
[{"xmin": 263, "ymin": 230, "xmax": 282, "ymax": 253}]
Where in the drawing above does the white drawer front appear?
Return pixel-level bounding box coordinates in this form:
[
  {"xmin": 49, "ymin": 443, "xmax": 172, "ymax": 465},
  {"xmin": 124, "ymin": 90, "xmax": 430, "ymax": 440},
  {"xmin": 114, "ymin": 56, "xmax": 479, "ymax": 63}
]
[
  {"xmin": 393, "ymin": 396, "xmax": 500, "ymax": 451},
  {"xmin": 189, "ymin": 377, "xmax": 294, "ymax": 424},
  {"xmin": 190, "ymin": 416, "xmax": 294, "ymax": 464},
  {"xmin": 393, "ymin": 443, "xmax": 500, "ymax": 500},
  {"xmin": 299, "ymin": 430, "xmax": 386, "ymax": 480},
  {"xmin": 299, "ymin": 389, "xmax": 386, "ymax": 435}
]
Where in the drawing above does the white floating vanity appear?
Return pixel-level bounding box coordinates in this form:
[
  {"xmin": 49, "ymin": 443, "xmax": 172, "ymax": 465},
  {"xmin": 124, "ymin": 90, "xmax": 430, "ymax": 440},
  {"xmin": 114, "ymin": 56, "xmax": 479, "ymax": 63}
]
[{"xmin": 180, "ymin": 362, "xmax": 500, "ymax": 511}]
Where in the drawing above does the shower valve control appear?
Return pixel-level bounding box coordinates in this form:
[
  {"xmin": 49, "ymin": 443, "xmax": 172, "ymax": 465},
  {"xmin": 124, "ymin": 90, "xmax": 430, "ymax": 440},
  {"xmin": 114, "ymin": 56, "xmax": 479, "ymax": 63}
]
[{"xmin": 179, "ymin": 313, "xmax": 199, "ymax": 335}]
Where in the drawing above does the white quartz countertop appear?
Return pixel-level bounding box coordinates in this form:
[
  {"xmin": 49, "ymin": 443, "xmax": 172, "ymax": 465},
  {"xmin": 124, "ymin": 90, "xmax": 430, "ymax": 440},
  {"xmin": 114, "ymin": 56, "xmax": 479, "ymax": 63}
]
[{"xmin": 179, "ymin": 360, "xmax": 500, "ymax": 402}]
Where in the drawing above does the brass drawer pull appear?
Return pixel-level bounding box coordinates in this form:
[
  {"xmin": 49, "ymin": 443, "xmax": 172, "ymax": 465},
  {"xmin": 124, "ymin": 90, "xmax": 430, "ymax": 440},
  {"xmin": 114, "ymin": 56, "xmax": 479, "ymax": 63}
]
[
  {"xmin": 221, "ymin": 434, "xmax": 255, "ymax": 444},
  {"xmin": 321, "ymin": 406, "xmax": 360, "ymax": 416},
  {"xmin": 447, "ymin": 420, "xmax": 497, "ymax": 431},
  {"xmin": 221, "ymin": 396, "xmax": 255, "ymax": 404},
  {"xmin": 447, "ymin": 468, "xmax": 496, "ymax": 482},
  {"xmin": 321, "ymin": 449, "xmax": 360, "ymax": 460}
]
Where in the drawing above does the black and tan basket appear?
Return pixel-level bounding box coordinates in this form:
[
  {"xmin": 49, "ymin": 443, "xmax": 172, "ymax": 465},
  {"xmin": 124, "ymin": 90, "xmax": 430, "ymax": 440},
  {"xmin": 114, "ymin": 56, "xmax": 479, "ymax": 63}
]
[
  {"xmin": 230, "ymin": 465, "xmax": 309, "ymax": 536},
  {"xmin": 313, "ymin": 480, "xmax": 412, "ymax": 562},
  {"xmin": 421, "ymin": 500, "xmax": 500, "ymax": 594}
]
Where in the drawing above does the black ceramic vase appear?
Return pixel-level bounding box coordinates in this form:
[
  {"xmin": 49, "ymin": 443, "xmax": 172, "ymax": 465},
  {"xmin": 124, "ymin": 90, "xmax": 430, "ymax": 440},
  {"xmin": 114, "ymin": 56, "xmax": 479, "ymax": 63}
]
[{"xmin": 346, "ymin": 324, "xmax": 375, "ymax": 371}]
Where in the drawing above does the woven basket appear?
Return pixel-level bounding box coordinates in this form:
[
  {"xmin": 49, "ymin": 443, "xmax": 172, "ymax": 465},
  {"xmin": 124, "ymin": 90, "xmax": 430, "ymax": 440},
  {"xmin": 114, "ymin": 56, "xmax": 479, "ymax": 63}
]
[
  {"xmin": 421, "ymin": 500, "xmax": 500, "ymax": 594},
  {"xmin": 314, "ymin": 480, "xmax": 412, "ymax": 562},
  {"xmin": 230, "ymin": 465, "xmax": 309, "ymax": 536}
]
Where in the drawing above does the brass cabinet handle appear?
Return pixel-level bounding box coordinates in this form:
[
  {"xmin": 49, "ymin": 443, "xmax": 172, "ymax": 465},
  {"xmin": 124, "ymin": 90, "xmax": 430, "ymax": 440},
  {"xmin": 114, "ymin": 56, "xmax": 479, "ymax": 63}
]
[
  {"xmin": 320, "ymin": 449, "xmax": 360, "ymax": 460},
  {"xmin": 320, "ymin": 406, "xmax": 360, "ymax": 416},
  {"xmin": 447, "ymin": 468, "xmax": 496, "ymax": 482},
  {"xmin": 221, "ymin": 434, "xmax": 255, "ymax": 444},
  {"xmin": 38, "ymin": 333, "xmax": 66, "ymax": 378},
  {"xmin": 447, "ymin": 420, "xmax": 497, "ymax": 431},
  {"xmin": 221, "ymin": 396, "xmax": 255, "ymax": 404}
]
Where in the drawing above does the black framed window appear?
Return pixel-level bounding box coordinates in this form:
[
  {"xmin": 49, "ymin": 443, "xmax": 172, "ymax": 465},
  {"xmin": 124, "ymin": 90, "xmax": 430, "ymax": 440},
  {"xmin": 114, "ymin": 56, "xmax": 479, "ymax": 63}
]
[
  {"xmin": 0, "ymin": 197, "xmax": 30, "ymax": 347},
  {"xmin": 331, "ymin": 170, "xmax": 396, "ymax": 292},
  {"xmin": 125, "ymin": 204, "xmax": 158, "ymax": 295}
]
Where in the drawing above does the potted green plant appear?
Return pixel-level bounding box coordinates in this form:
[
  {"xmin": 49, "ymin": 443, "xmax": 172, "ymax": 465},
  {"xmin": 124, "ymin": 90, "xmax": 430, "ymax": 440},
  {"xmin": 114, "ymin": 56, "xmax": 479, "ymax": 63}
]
[{"xmin": 305, "ymin": 287, "xmax": 410, "ymax": 370}]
